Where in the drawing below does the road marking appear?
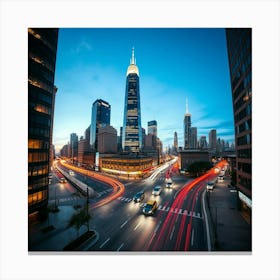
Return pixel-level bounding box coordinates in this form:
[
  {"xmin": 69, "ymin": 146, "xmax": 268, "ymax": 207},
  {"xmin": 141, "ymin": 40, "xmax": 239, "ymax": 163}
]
[
  {"xmin": 170, "ymin": 225, "xmax": 176, "ymax": 240},
  {"xmin": 202, "ymin": 189, "xmax": 211, "ymax": 251},
  {"xmin": 99, "ymin": 237, "xmax": 110, "ymax": 249},
  {"xmin": 120, "ymin": 220, "xmax": 128, "ymax": 228},
  {"xmin": 134, "ymin": 222, "xmax": 142, "ymax": 231},
  {"xmin": 116, "ymin": 243, "xmax": 124, "ymax": 251}
]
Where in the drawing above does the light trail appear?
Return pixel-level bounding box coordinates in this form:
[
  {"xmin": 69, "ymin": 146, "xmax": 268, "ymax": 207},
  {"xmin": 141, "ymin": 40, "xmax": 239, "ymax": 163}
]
[{"xmin": 59, "ymin": 161, "xmax": 125, "ymax": 209}]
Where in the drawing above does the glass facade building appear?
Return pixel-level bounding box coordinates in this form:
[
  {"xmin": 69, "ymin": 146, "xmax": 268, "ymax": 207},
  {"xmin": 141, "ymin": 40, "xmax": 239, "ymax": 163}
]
[
  {"xmin": 28, "ymin": 28, "xmax": 59, "ymax": 214},
  {"xmin": 90, "ymin": 99, "xmax": 111, "ymax": 151},
  {"xmin": 184, "ymin": 113, "xmax": 191, "ymax": 149},
  {"xmin": 226, "ymin": 28, "xmax": 252, "ymax": 218},
  {"xmin": 122, "ymin": 48, "xmax": 142, "ymax": 153}
]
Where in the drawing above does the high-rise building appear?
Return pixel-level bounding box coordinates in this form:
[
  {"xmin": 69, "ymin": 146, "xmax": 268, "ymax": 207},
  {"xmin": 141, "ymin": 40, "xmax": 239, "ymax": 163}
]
[
  {"xmin": 184, "ymin": 99, "xmax": 191, "ymax": 150},
  {"xmin": 208, "ymin": 129, "xmax": 217, "ymax": 151},
  {"xmin": 28, "ymin": 28, "xmax": 59, "ymax": 215},
  {"xmin": 98, "ymin": 125, "xmax": 118, "ymax": 154},
  {"xmin": 122, "ymin": 48, "xmax": 142, "ymax": 153},
  {"xmin": 199, "ymin": 136, "xmax": 208, "ymax": 150},
  {"xmin": 174, "ymin": 131, "xmax": 178, "ymax": 151},
  {"xmin": 148, "ymin": 120, "xmax": 157, "ymax": 137},
  {"xmin": 70, "ymin": 133, "xmax": 78, "ymax": 162},
  {"xmin": 90, "ymin": 99, "xmax": 111, "ymax": 150},
  {"xmin": 226, "ymin": 28, "xmax": 252, "ymax": 218},
  {"xmin": 190, "ymin": 127, "xmax": 197, "ymax": 149}
]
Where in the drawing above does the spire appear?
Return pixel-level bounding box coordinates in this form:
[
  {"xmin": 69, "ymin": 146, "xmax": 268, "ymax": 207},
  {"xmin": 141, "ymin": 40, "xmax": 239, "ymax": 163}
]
[
  {"xmin": 186, "ymin": 97, "xmax": 189, "ymax": 114},
  {"xmin": 130, "ymin": 47, "xmax": 136, "ymax": 65}
]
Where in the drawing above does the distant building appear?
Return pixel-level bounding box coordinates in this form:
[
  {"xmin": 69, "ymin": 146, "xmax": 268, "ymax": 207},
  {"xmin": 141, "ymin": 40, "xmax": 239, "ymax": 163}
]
[
  {"xmin": 148, "ymin": 120, "xmax": 157, "ymax": 137},
  {"xmin": 98, "ymin": 125, "xmax": 118, "ymax": 154},
  {"xmin": 70, "ymin": 133, "xmax": 78, "ymax": 162},
  {"xmin": 28, "ymin": 28, "xmax": 59, "ymax": 215},
  {"xmin": 208, "ymin": 129, "xmax": 217, "ymax": 151},
  {"xmin": 199, "ymin": 136, "xmax": 208, "ymax": 150},
  {"xmin": 184, "ymin": 99, "xmax": 191, "ymax": 149},
  {"xmin": 90, "ymin": 99, "xmax": 111, "ymax": 150},
  {"xmin": 78, "ymin": 126, "xmax": 94, "ymax": 167},
  {"xmin": 174, "ymin": 131, "xmax": 178, "ymax": 151},
  {"xmin": 122, "ymin": 48, "xmax": 143, "ymax": 153},
  {"xmin": 226, "ymin": 28, "xmax": 252, "ymax": 219},
  {"xmin": 190, "ymin": 127, "xmax": 197, "ymax": 149}
]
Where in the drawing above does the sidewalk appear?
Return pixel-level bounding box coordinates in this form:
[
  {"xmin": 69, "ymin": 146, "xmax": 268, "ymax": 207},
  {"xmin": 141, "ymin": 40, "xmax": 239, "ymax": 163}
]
[
  {"xmin": 206, "ymin": 176, "xmax": 252, "ymax": 251},
  {"xmin": 28, "ymin": 205, "xmax": 95, "ymax": 251}
]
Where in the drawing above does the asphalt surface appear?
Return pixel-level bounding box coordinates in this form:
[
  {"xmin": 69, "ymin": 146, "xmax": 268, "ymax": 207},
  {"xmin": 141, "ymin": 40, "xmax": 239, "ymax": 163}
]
[{"xmin": 29, "ymin": 162, "xmax": 251, "ymax": 252}]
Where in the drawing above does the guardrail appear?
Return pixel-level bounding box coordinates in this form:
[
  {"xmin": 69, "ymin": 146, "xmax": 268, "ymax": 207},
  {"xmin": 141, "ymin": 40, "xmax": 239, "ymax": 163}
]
[{"xmin": 56, "ymin": 165, "xmax": 94, "ymax": 198}]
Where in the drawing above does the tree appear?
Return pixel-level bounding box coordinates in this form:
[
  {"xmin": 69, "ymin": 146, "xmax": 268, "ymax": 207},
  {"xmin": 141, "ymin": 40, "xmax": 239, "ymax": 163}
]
[{"xmin": 68, "ymin": 206, "xmax": 91, "ymax": 237}]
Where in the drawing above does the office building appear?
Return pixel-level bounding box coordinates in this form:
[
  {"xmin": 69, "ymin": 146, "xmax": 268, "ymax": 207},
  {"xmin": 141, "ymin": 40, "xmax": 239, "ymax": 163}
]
[
  {"xmin": 122, "ymin": 48, "xmax": 143, "ymax": 153},
  {"xmin": 90, "ymin": 99, "xmax": 111, "ymax": 150},
  {"xmin": 98, "ymin": 125, "xmax": 118, "ymax": 154},
  {"xmin": 70, "ymin": 133, "xmax": 78, "ymax": 162},
  {"xmin": 208, "ymin": 129, "xmax": 217, "ymax": 151},
  {"xmin": 174, "ymin": 131, "xmax": 178, "ymax": 151},
  {"xmin": 190, "ymin": 127, "xmax": 197, "ymax": 149},
  {"xmin": 148, "ymin": 120, "xmax": 157, "ymax": 137},
  {"xmin": 199, "ymin": 136, "xmax": 208, "ymax": 150},
  {"xmin": 28, "ymin": 28, "xmax": 59, "ymax": 215},
  {"xmin": 184, "ymin": 99, "xmax": 191, "ymax": 149},
  {"xmin": 226, "ymin": 28, "xmax": 252, "ymax": 219}
]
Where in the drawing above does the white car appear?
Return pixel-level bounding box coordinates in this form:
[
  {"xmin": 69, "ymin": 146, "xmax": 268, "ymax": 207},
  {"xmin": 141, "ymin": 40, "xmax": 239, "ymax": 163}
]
[
  {"xmin": 206, "ymin": 181, "xmax": 214, "ymax": 191},
  {"xmin": 217, "ymin": 176, "xmax": 224, "ymax": 182},
  {"xmin": 152, "ymin": 186, "xmax": 162, "ymax": 196}
]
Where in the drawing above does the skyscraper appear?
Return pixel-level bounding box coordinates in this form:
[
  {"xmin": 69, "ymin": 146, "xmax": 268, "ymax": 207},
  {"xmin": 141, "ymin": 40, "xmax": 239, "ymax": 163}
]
[
  {"xmin": 148, "ymin": 120, "xmax": 157, "ymax": 137},
  {"xmin": 122, "ymin": 48, "xmax": 142, "ymax": 153},
  {"xmin": 184, "ymin": 99, "xmax": 191, "ymax": 150},
  {"xmin": 70, "ymin": 133, "xmax": 78, "ymax": 162},
  {"xmin": 190, "ymin": 127, "xmax": 197, "ymax": 149},
  {"xmin": 208, "ymin": 129, "xmax": 217, "ymax": 151},
  {"xmin": 90, "ymin": 99, "xmax": 111, "ymax": 151},
  {"xmin": 28, "ymin": 28, "xmax": 59, "ymax": 215},
  {"xmin": 174, "ymin": 131, "xmax": 178, "ymax": 151},
  {"xmin": 226, "ymin": 28, "xmax": 252, "ymax": 218}
]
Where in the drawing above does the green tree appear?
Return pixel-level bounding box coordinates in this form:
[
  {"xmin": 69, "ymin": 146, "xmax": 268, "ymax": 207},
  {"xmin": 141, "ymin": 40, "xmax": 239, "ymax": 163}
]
[{"xmin": 68, "ymin": 206, "xmax": 91, "ymax": 237}]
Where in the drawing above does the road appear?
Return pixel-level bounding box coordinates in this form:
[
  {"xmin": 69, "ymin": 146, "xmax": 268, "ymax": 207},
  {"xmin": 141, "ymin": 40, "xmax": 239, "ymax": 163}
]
[{"xmin": 48, "ymin": 159, "xmax": 225, "ymax": 251}]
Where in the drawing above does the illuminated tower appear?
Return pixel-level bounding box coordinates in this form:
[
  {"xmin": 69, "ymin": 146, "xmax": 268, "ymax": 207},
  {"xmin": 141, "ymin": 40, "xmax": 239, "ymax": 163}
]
[
  {"xmin": 122, "ymin": 47, "xmax": 142, "ymax": 153},
  {"xmin": 184, "ymin": 98, "xmax": 191, "ymax": 149}
]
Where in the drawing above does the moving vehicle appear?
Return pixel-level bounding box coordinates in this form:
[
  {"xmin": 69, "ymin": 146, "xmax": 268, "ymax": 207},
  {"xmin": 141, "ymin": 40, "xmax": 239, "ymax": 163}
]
[
  {"xmin": 59, "ymin": 177, "xmax": 66, "ymax": 183},
  {"xmin": 69, "ymin": 170, "xmax": 74, "ymax": 176},
  {"xmin": 133, "ymin": 191, "xmax": 145, "ymax": 203},
  {"xmin": 217, "ymin": 176, "xmax": 224, "ymax": 183},
  {"xmin": 166, "ymin": 178, "xmax": 173, "ymax": 188},
  {"xmin": 142, "ymin": 200, "xmax": 158, "ymax": 215},
  {"xmin": 152, "ymin": 186, "xmax": 162, "ymax": 196},
  {"xmin": 206, "ymin": 181, "xmax": 214, "ymax": 191}
]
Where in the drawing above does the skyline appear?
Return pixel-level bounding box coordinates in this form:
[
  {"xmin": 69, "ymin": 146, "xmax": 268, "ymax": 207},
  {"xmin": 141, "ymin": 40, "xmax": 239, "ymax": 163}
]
[{"xmin": 53, "ymin": 28, "xmax": 234, "ymax": 152}]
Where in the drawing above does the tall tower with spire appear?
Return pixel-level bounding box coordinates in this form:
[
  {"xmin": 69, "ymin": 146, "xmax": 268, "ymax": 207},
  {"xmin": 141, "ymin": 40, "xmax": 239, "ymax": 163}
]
[
  {"xmin": 122, "ymin": 47, "xmax": 142, "ymax": 153},
  {"xmin": 184, "ymin": 98, "xmax": 192, "ymax": 149}
]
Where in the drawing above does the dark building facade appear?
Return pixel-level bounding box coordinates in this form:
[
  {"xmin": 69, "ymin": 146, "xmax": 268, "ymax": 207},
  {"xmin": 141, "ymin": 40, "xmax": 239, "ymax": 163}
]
[
  {"xmin": 90, "ymin": 99, "xmax": 111, "ymax": 151},
  {"xmin": 28, "ymin": 28, "xmax": 59, "ymax": 214},
  {"xmin": 226, "ymin": 28, "xmax": 252, "ymax": 218},
  {"xmin": 122, "ymin": 48, "xmax": 143, "ymax": 153}
]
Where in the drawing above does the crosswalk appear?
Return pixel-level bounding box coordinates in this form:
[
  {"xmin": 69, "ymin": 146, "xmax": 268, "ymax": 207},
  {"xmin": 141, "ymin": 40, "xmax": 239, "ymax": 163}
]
[
  {"xmin": 117, "ymin": 196, "xmax": 203, "ymax": 219},
  {"xmin": 97, "ymin": 188, "xmax": 113, "ymax": 197}
]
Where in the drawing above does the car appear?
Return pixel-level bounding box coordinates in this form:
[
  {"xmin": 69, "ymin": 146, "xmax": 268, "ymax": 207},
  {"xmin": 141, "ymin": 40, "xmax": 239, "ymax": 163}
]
[
  {"xmin": 59, "ymin": 177, "xmax": 66, "ymax": 183},
  {"xmin": 142, "ymin": 200, "xmax": 158, "ymax": 215},
  {"xmin": 206, "ymin": 181, "xmax": 214, "ymax": 191},
  {"xmin": 133, "ymin": 191, "xmax": 145, "ymax": 203},
  {"xmin": 165, "ymin": 178, "xmax": 173, "ymax": 188},
  {"xmin": 217, "ymin": 176, "xmax": 224, "ymax": 183},
  {"xmin": 69, "ymin": 170, "xmax": 74, "ymax": 176},
  {"xmin": 152, "ymin": 186, "xmax": 162, "ymax": 196}
]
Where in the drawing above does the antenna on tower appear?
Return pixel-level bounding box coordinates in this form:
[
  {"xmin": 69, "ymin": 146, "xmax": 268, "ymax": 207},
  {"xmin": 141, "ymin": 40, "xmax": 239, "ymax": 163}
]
[
  {"xmin": 130, "ymin": 47, "xmax": 135, "ymax": 65},
  {"xmin": 186, "ymin": 97, "xmax": 189, "ymax": 114}
]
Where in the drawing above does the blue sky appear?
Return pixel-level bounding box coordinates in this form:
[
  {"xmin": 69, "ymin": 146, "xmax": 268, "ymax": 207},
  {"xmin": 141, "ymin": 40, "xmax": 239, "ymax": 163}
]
[{"xmin": 53, "ymin": 28, "xmax": 234, "ymax": 152}]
